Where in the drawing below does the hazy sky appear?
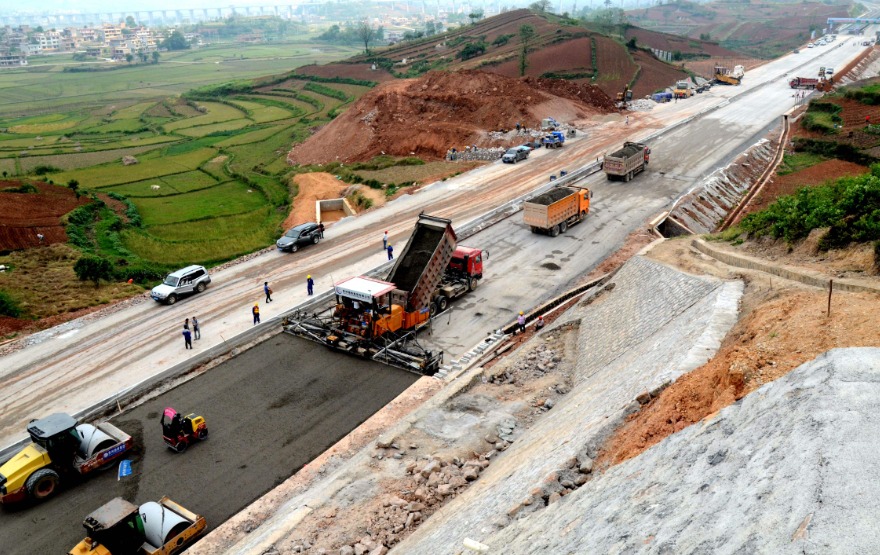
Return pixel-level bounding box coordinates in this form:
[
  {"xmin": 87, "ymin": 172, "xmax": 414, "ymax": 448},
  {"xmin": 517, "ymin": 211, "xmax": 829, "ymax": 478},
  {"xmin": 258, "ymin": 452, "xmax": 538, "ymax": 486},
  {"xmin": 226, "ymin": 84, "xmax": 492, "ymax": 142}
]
[{"xmin": 3, "ymin": 0, "xmax": 286, "ymax": 13}]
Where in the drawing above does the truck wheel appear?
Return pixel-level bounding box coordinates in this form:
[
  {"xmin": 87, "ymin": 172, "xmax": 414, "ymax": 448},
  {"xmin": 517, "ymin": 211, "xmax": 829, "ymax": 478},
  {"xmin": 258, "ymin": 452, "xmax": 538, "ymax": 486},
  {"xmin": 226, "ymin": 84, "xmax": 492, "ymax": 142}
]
[
  {"xmin": 166, "ymin": 294, "xmax": 177, "ymax": 306},
  {"xmin": 581, "ymin": 210, "xmax": 588, "ymax": 221},
  {"xmin": 196, "ymin": 282, "xmax": 206, "ymax": 293},
  {"xmin": 550, "ymin": 225, "xmax": 560, "ymax": 237},
  {"xmin": 198, "ymin": 428, "xmax": 209, "ymax": 441},
  {"xmin": 560, "ymin": 221, "xmax": 568, "ymax": 233},
  {"xmin": 430, "ymin": 302, "xmax": 438, "ymax": 317},
  {"xmin": 606, "ymin": 174, "xmax": 613, "ymax": 181},
  {"xmin": 26, "ymin": 469, "xmax": 60, "ymax": 501},
  {"xmin": 468, "ymin": 277, "xmax": 478, "ymax": 291},
  {"xmin": 438, "ymin": 297, "xmax": 448, "ymax": 312}
]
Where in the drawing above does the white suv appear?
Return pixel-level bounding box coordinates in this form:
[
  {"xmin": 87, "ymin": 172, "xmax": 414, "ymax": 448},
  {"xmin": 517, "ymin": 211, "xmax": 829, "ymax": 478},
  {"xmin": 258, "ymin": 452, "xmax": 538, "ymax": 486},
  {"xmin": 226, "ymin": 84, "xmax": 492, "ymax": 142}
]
[{"xmin": 151, "ymin": 265, "xmax": 211, "ymax": 305}]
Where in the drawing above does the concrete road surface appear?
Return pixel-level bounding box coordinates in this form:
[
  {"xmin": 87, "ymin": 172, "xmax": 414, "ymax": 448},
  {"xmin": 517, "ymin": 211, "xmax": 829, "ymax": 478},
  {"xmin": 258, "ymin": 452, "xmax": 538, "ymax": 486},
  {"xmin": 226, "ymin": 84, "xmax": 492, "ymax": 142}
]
[
  {"xmin": 0, "ymin": 336, "xmax": 418, "ymax": 555},
  {"xmin": 0, "ymin": 38, "xmax": 873, "ymax": 454}
]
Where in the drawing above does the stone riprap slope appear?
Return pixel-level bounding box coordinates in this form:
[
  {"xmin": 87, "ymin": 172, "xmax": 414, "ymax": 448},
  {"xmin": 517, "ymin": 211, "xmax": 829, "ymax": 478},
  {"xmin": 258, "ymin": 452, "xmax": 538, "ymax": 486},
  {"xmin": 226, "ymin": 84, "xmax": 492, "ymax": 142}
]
[
  {"xmin": 394, "ymin": 256, "xmax": 742, "ymax": 554},
  {"xmin": 470, "ymin": 347, "xmax": 880, "ymax": 554}
]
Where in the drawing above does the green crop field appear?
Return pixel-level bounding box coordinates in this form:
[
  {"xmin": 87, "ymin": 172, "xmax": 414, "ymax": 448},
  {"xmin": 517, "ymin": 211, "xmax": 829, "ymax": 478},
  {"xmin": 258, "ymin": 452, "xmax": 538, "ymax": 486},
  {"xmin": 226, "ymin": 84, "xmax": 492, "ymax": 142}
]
[
  {"xmin": 58, "ymin": 147, "xmax": 217, "ymax": 188},
  {"xmin": 176, "ymin": 119, "xmax": 253, "ymax": 137},
  {"xmin": 130, "ymin": 181, "xmax": 267, "ymax": 226},
  {"xmin": 162, "ymin": 102, "xmax": 247, "ymax": 132},
  {"xmin": 106, "ymin": 170, "xmax": 219, "ymax": 197}
]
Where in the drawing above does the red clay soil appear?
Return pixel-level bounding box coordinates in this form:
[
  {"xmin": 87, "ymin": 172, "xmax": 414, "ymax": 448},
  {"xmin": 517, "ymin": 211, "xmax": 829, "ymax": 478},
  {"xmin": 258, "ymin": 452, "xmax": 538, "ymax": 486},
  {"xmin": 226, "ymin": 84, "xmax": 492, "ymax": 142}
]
[
  {"xmin": 592, "ymin": 35, "xmax": 640, "ymax": 99},
  {"xmin": 624, "ymin": 27, "xmax": 738, "ymax": 57},
  {"xmin": 630, "ymin": 49, "xmax": 689, "ymax": 97},
  {"xmin": 522, "ymin": 77, "xmax": 618, "ymax": 111},
  {"xmin": 288, "ymin": 69, "xmax": 614, "ymax": 165},
  {"xmin": 792, "ymin": 96, "xmax": 880, "ymax": 148},
  {"xmin": 0, "ymin": 180, "xmax": 91, "ymax": 250},
  {"xmin": 485, "ymin": 37, "xmax": 595, "ymax": 79},
  {"xmin": 296, "ymin": 63, "xmax": 396, "ymax": 83},
  {"xmin": 743, "ymin": 159, "xmax": 869, "ymax": 216},
  {"xmin": 596, "ymin": 288, "xmax": 880, "ymax": 470}
]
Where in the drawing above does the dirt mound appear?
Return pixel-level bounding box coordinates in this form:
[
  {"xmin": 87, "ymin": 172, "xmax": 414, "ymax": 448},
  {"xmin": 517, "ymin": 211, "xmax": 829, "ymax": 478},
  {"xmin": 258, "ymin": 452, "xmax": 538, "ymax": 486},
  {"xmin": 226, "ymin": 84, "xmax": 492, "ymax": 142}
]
[
  {"xmin": 522, "ymin": 76, "xmax": 617, "ymax": 111},
  {"xmin": 297, "ymin": 63, "xmax": 396, "ymax": 83},
  {"xmin": 0, "ymin": 180, "xmax": 91, "ymax": 250},
  {"xmin": 288, "ymin": 70, "xmax": 613, "ymax": 164},
  {"xmin": 630, "ymin": 49, "xmax": 689, "ymax": 97},
  {"xmin": 283, "ymin": 172, "xmax": 348, "ymax": 229}
]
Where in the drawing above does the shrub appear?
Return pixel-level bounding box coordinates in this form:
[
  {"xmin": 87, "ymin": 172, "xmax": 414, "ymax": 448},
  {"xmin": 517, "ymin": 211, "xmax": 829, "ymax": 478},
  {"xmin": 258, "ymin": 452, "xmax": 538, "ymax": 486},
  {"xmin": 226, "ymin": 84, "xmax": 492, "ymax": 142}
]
[
  {"xmin": 459, "ymin": 41, "xmax": 488, "ymax": 60},
  {"xmin": 492, "ymin": 34, "xmax": 514, "ymax": 46},
  {"xmin": 33, "ymin": 165, "xmax": 60, "ymax": 175},
  {"xmin": 74, "ymin": 255, "xmax": 114, "ymax": 287},
  {"xmin": 0, "ymin": 289, "xmax": 21, "ymax": 318},
  {"xmin": 2, "ymin": 182, "xmax": 38, "ymax": 193}
]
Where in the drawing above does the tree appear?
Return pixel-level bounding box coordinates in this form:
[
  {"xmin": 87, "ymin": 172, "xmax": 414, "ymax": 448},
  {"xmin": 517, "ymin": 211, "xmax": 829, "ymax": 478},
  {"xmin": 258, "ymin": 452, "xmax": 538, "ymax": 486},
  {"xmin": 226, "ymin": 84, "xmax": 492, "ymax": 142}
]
[
  {"xmin": 152, "ymin": 51, "xmax": 160, "ymax": 63},
  {"xmin": 426, "ymin": 21, "xmax": 436, "ymax": 35},
  {"xmin": 126, "ymin": 15, "xmax": 136, "ymax": 27},
  {"xmin": 357, "ymin": 20, "xmax": 376, "ymax": 54},
  {"xmin": 700, "ymin": 32, "xmax": 711, "ymax": 41},
  {"xmin": 2, "ymin": 171, "xmax": 6, "ymax": 178},
  {"xmin": 74, "ymin": 256, "xmax": 114, "ymax": 288},
  {"xmin": 468, "ymin": 9, "xmax": 485, "ymax": 24},
  {"xmin": 160, "ymin": 30, "xmax": 190, "ymax": 51},
  {"xmin": 672, "ymin": 50, "xmax": 682, "ymax": 61},
  {"xmin": 530, "ymin": 0, "xmax": 551, "ymax": 12},
  {"xmin": 125, "ymin": 53, "xmax": 134, "ymax": 63},
  {"xmin": 35, "ymin": 26, "xmax": 44, "ymax": 32},
  {"xmin": 67, "ymin": 179, "xmax": 79, "ymax": 196},
  {"xmin": 627, "ymin": 36, "xmax": 637, "ymax": 49},
  {"xmin": 518, "ymin": 24, "xmax": 535, "ymax": 77}
]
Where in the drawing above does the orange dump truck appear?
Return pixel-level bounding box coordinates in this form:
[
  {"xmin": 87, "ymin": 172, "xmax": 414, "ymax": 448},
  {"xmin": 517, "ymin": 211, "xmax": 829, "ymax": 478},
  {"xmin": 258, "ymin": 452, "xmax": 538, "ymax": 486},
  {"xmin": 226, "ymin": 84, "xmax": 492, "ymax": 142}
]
[{"xmin": 524, "ymin": 185, "xmax": 592, "ymax": 236}]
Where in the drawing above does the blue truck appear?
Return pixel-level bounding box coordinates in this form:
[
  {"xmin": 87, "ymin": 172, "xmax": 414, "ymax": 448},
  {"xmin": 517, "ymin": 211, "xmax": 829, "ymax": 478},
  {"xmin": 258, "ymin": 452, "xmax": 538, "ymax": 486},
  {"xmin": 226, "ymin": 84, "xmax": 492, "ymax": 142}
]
[{"xmin": 542, "ymin": 131, "xmax": 566, "ymax": 149}]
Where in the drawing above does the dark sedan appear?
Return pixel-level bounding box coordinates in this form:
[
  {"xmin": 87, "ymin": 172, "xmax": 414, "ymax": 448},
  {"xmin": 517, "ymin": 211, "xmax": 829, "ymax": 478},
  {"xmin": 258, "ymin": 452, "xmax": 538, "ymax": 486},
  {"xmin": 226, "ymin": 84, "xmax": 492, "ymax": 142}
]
[{"xmin": 277, "ymin": 222, "xmax": 321, "ymax": 252}]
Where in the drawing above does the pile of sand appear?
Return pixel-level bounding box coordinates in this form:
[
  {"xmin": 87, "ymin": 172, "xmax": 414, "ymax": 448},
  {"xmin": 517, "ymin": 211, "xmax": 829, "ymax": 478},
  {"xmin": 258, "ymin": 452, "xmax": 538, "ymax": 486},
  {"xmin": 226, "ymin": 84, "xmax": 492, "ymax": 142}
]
[{"xmin": 288, "ymin": 70, "xmax": 615, "ymax": 165}]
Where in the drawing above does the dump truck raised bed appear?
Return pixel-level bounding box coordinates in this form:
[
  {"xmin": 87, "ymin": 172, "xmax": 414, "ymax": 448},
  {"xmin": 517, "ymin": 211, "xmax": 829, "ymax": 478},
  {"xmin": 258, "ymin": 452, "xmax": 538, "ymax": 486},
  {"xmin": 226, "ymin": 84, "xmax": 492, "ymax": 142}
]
[
  {"xmin": 69, "ymin": 496, "xmax": 206, "ymax": 555},
  {"xmin": 282, "ymin": 214, "xmax": 486, "ymax": 374},
  {"xmin": 603, "ymin": 142, "xmax": 650, "ymax": 182},
  {"xmin": 790, "ymin": 77, "xmax": 819, "ymax": 89},
  {"xmin": 524, "ymin": 186, "xmax": 592, "ymax": 236},
  {"xmin": 0, "ymin": 413, "xmax": 133, "ymax": 504}
]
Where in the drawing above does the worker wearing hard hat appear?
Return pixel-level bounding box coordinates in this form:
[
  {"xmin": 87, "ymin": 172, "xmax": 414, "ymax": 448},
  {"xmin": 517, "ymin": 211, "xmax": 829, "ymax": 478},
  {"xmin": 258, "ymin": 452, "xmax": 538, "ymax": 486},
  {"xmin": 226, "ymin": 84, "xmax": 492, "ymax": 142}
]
[
  {"xmin": 252, "ymin": 303, "xmax": 260, "ymax": 325},
  {"xmin": 307, "ymin": 275, "xmax": 314, "ymax": 296},
  {"xmin": 516, "ymin": 311, "xmax": 526, "ymax": 335}
]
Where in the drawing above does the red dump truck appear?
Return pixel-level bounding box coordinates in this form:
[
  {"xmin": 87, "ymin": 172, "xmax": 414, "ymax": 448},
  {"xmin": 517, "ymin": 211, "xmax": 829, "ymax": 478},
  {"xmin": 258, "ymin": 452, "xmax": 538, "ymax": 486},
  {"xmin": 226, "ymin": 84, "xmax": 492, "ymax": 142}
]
[
  {"xmin": 603, "ymin": 142, "xmax": 650, "ymax": 182},
  {"xmin": 524, "ymin": 186, "xmax": 592, "ymax": 236},
  {"xmin": 283, "ymin": 214, "xmax": 486, "ymax": 374},
  {"xmin": 790, "ymin": 77, "xmax": 819, "ymax": 89}
]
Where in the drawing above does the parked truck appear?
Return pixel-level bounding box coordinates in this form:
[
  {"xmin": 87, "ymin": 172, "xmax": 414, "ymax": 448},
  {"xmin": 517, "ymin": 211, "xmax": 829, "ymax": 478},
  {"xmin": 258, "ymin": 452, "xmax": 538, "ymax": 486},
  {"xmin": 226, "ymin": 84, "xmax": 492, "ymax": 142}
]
[
  {"xmin": 674, "ymin": 79, "xmax": 694, "ymax": 98},
  {"xmin": 0, "ymin": 413, "xmax": 133, "ymax": 504},
  {"xmin": 542, "ymin": 131, "xmax": 565, "ymax": 148},
  {"xmin": 603, "ymin": 142, "xmax": 651, "ymax": 182},
  {"xmin": 524, "ymin": 186, "xmax": 592, "ymax": 236},
  {"xmin": 790, "ymin": 77, "xmax": 820, "ymax": 89},
  {"xmin": 68, "ymin": 496, "xmax": 206, "ymax": 555},
  {"xmin": 282, "ymin": 214, "xmax": 486, "ymax": 374}
]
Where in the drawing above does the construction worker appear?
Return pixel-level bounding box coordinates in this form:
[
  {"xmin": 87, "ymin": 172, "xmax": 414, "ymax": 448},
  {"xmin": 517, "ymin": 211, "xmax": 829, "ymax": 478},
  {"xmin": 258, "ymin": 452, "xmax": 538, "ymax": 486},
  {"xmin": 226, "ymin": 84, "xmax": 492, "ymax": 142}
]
[
  {"xmin": 516, "ymin": 312, "xmax": 526, "ymax": 334},
  {"xmin": 192, "ymin": 316, "xmax": 200, "ymax": 340},
  {"xmin": 625, "ymin": 115, "xmax": 629, "ymax": 125},
  {"xmin": 535, "ymin": 315, "xmax": 545, "ymax": 330},
  {"xmin": 318, "ymin": 222, "xmax": 325, "ymax": 238},
  {"xmin": 264, "ymin": 281, "xmax": 273, "ymax": 303},
  {"xmin": 307, "ymin": 275, "xmax": 314, "ymax": 296},
  {"xmin": 383, "ymin": 231, "xmax": 388, "ymax": 250},
  {"xmin": 516, "ymin": 122, "xmax": 521, "ymax": 131},
  {"xmin": 387, "ymin": 244, "xmax": 394, "ymax": 260},
  {"xmin": 252, "ymin": 303, "xmax": 260, "ymax": 325},
  {"xmin": 182, "ymin": 328, "xmax": 193, "ymax": 350},
  {"xmin": 867, "ymin": 115, "xmax": 871, "ymax": 125}
]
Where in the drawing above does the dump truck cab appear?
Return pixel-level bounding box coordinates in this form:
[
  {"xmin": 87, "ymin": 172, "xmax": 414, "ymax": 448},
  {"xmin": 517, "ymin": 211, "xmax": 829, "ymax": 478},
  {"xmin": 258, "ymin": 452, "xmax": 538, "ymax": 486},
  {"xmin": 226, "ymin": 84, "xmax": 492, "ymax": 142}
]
[
  {"xmin": 448, "ymin": 246, "xmax": 484, "ymax": 280},
  {"xmin": 69, "ymin": 496, "xmax": 206, "ymax": 555}
]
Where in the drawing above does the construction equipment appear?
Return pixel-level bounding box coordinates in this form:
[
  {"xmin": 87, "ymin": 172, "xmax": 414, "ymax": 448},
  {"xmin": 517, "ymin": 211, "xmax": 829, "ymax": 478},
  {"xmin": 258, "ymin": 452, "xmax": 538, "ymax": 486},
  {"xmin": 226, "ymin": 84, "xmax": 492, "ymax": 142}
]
[
  {"xmin": 160, "ymin": 407, "xmax": 208, "ymax": 454},
  {"xmin": 616, "ymin": 84, "xmax": 633, "ymax": 108},
  {"xmin": 652, "ymin": 92, "xmax": 673, "ymax": 103},
  {"xmin": 603, "ymin": 142, "xmax": 651, "ymax": 182},
  {"xmin": 714, "ymin": 65, "xmax": 744, "ymax": 85},
  {"xmin": 524, "ymin": 185, "xmax": 592, "ymax": 236},
  {"xmin": 0, "ymin": 413, "xmax": 132, "ymax": 504},
  {"xmin": 790, "ymin": 77, "xmax": 820, "ymax": 89},
  {"xmin": 542, "ymin": 131, "xmax": 565, "ymax": 149},
  {"xmin": 282, "ymin": 214, "xmax": 486, "ymax": 374},
  {"xmin": 674, "ymin": 79, "xmax": 694, "ymax": 99},
  {"xmin": 68, "ymin": 496, "xmax": 206, "ymax": 555}
]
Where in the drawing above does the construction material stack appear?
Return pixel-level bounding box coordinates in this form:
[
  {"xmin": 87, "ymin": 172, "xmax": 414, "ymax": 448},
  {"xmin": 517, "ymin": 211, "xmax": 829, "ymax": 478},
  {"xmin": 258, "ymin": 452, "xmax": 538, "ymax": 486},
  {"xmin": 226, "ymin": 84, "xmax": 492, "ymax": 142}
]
[
  {"xmin": 282, "ymin": 214, "xmax": 486, "ymax": 374},
  {"xmin": 603, "ymin": 142, "xmax": 651, "ymax": 182},
  {"xmin": 524, "ymin": 186, "xmax": 592, "ymax": 236}
]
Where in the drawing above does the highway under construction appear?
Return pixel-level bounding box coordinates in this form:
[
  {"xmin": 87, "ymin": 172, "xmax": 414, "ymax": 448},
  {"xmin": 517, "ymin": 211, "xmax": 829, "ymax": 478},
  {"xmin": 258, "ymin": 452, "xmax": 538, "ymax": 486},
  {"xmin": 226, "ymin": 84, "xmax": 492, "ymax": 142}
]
[{"xmin": 1, "ymin": 36, "xmax": 877, "ymax": 554}]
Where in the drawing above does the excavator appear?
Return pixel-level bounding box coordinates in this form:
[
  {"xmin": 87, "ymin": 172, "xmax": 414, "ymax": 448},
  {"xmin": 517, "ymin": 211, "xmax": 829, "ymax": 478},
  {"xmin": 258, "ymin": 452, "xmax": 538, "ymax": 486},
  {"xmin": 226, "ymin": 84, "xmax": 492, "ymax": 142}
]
[{"xmin": 617, "ymin": 84, "xmax": 633, "ymax": 108}]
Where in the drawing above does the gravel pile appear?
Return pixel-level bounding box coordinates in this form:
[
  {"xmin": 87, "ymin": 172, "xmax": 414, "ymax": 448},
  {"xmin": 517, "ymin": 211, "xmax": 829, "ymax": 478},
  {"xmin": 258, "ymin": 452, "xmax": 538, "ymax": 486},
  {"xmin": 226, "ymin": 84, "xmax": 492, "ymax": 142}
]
[
  {"xmin": 628, "ymin": 99, "xmax": 656, "ymax": 111},
  {"xmin": 447, "ymin": 147, "xmax": 506, "ymax": 162}
]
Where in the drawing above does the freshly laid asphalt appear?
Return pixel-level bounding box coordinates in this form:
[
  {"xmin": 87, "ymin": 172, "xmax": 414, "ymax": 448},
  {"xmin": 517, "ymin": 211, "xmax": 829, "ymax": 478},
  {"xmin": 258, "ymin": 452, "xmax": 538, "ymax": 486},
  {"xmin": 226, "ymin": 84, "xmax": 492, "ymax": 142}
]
[{"xmin": 0, "ymin": 335, "xmax": 418, "ymax": 555}]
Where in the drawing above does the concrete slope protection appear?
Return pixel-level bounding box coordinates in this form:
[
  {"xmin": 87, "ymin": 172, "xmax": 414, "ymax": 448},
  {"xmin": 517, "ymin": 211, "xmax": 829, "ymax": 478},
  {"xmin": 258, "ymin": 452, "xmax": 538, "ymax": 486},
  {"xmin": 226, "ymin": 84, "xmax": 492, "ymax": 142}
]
[
  {"xmin": 472, "ymin": 348, "xmax": 880, "ymax": 554},
  {"xmin": 0, "ymin": 336, "xmax": 418, "ymax": 555},
  {"xmin": 0, "ymin": 37, "xmax": 870, "ymax": 454},
  {"xmin": 394, "ymin": 257, "xmax": 743, "ymax": 554}
]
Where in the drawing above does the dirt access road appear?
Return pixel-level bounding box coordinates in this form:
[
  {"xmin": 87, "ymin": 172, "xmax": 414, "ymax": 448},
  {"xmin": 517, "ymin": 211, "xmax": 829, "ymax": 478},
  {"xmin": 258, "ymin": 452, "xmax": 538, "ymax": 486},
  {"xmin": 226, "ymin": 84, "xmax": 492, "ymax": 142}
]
[
  {"xmin": 0, "ymin": 336, "xmax": 419, "ymax": 555},
  {"xmin": 0, "ymin": 39, "xmax": 870, "ymax": 454}
]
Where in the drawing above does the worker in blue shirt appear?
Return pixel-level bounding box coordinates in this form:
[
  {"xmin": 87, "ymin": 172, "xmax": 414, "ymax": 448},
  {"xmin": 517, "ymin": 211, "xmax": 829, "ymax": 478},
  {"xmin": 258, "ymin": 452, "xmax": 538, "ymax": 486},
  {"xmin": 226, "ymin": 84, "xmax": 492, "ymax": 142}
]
[
  {"xmin": 387, "ymin": 244, "xmax": 394, "ymax": 260},
  {"xmin": 307, "ymin": 275, "xmax": 314, "ymax": 296}
]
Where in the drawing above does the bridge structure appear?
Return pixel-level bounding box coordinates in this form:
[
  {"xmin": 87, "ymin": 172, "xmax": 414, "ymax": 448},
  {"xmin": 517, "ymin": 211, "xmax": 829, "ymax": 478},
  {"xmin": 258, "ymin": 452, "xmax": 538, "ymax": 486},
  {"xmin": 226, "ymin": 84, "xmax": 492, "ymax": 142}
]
[{"xmin": 827, "ymin": 17, "xmax": 880, "ymax": 29}]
